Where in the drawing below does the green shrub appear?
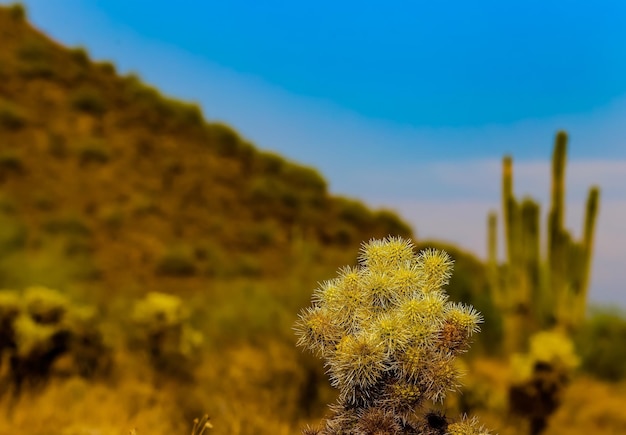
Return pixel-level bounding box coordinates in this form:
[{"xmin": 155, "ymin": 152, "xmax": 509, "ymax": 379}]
[
  {"xmin": 192, "ymin": 241, "xmax": 225, "ymax": 277},
  {"xmin": 98, "ymin": 61, "xmax": 116, "ymax": 75},
  {"xmin": 9, "ymin": 3, "xmax": 26, "ymax": 20},
  {"xmin": 69, "ymin": 47, "xmax": 89, "ymax": 66},
  {"xmin": 43, "ymin": 216, "xmax": 91, "ymax": 237},
  {"xmin": 124, "ymin": 73, "xmax": 157, "ymax": 100},
  {"xmin": 248, "ymin": 178, "xmax": 280, "ymax": 204},
  {"xmin": 255, "ymin": 151, "xmax": 285, "ymax": 174},
  {"xmin": 247, "ymin": 178, "xmax": 304, "ymax": 216},
  {"xmin": 99, "ymin": 206, "xmax": 125, "ymax": 230},
  {"xmin": 122, "ymin": 74, "xmax": 203, "ymax": 130},
  {"xmin": 209, "ymin": 123, "xmax": 249, "ymax": 157},
  {"xmin": 18, "ymin": 62, "xmax": 55, "ymax": 79},
  {"xmin": 17, "ymin": 39, "xmax": 47, "ymax": 62},
  {"xmin": 166, "ymin": 100, "xmax": 204, "ymax": 127},
  {"xmin": 576, "ymin": 308, "xmax": 626, "ymax": 381},
  {"xmin": 0, "ymin": 237, "xmax": 100, "ymax": 290},
  {"xmin": 0, "ymin": 152, "xmax": 24, "ymax": 176},
  {"xmin": 282, "ymin": 164, "xmax": 327, "ymax": 193},
  {"xmin": 156, "ymin": 246, "xmax": 197, "ymax": 277},
  {"xmin": 70, "ymin": 87, "xmax": 107, "ymax": 115},
  {"xmin": 77, "ymin": 139, "xmax": 111, "ymax": 165},
  {"xmin": 129, "ymin": 194, "xmax": 158, "ymax": 216},
  {"xmin": 0, "ymin": 193, "xmax": 15, "ymax": 213},
  {"xmin": 242, "ymin": 221, "xmax": 279, "ymax": 249},
  {"xmin": 321, "ymin": 224, "xmax": 356, "ymax": 246},
  {"xmin": 63, "ymin": 235, "xmax": 93, "ymax": 257},
  {"xmin": 33, "ymin": 194, "xmax": 56, "ymax": 211},
  {"xmin": 0, "ymin": 211, "xmax": 27, "ymax": 254},
  {"xmin": 235, "ymin": 254, "xmax": 263, "ymax": 277},
  {"xmin": 133, "ymin": 137, "xmax": 155, "ymax": 159},
  {"xmin": 17, "ymin": 39, "xmax": 55, "ymax": 78},
  {"xmin": 0, "ymin": 99, "xmax": 27, "ymax": 130},
  {"xmin": 373, "ymin": 209, "xmax": 413, "ymax": 237},
  {"xmin": 335, "ymin": 197, "xmax": 374, "ymax": 226},
  {"xmin": 0, "ymin": 100, "xmax": 27, "ymax": 131}
]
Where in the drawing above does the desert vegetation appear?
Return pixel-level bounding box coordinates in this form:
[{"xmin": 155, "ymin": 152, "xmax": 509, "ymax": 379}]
[
  {"xmin": 0, "ymin": 3, "xmax": 625, "ymax": 435},
  {"xmin": 295, "ymin": 237, "xmax": 488, "ymax": 434}
]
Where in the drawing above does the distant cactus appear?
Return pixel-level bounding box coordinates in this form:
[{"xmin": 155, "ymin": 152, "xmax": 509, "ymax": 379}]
[
  {"xmin": 509, "ymin": 330, "xmax": 579, "ymax": 435},
  {"xmin": 488, "ymin": 131, "xmax": 600, "ymax": 353},
  {"xmin": 0, "ymin": 286, "xmax": 109, "ymax": 396},
  {"xmin": 294, "ymin": 236, "xmax": 489, "ymax": 435},
  {"xmin": 131, "ymin": 292, "xmax": 203, "ymax": 380}
]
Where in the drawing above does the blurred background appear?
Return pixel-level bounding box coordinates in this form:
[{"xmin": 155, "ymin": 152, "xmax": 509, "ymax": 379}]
[{"xmin": 0, "ymin": 1, "xmax": 624, "ymax": 434}]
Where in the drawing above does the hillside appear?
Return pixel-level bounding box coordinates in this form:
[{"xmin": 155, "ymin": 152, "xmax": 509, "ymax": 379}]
[{"xmin": 0, "ymin": 4, "xmax": 412, "ymax": 297}]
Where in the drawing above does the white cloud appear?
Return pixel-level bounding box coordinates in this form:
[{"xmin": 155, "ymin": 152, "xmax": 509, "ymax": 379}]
[{"xmin": 361, "ymin": 158, "xmax": 626, "ymax": 307}]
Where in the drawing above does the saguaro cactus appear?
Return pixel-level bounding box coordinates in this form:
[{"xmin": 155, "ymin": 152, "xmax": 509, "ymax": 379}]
[
  {"xmin": 295, "ymin": 236, "xmax": 490, "ymax": 435},
  {"xmin": 488, "ymin": 131, "xmax": 600, "ymax": 352}
]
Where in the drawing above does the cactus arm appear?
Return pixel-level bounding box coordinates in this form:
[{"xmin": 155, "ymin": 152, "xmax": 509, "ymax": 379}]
[
  {"xmin": 487, "ymin": 211, "xmax": 501, "ymax": 307},
  {"xmin": 502, "ymin": 155, "xmax": 515, "ymax": 267},
  {"xmin": 521, "ymin": 198, "xmax": 541, "ymax": 326},
  {"xmin": 548, "ymin": 131, "xmax": 568, "ymax": 328},
  {"xmin": 574, "ymin": 186, "xmax": 600, "ymax": 324}
]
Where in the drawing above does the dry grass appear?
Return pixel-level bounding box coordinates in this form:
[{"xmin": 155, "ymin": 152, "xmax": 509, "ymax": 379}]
[{"xmin": 1, "ymin": 352, "xmax": 625, "ymax": 434}]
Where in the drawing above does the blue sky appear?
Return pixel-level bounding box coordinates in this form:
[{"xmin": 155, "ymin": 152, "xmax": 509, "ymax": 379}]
[{"xmin": 5, "ymin": 1, "xmax": 626, "ymax": 306}]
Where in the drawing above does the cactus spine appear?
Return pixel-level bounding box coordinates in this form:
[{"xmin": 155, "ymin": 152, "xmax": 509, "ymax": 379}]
[{"xmin": 488, "ymin": 131, "xmax": 600, "ymax": 351}]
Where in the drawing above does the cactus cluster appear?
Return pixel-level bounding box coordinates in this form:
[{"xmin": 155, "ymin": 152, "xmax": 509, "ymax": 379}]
[
  {"xmin": 294, "ymin": 236, "xmax": 489, "ymax": 435},
  {"xmin": 0, "ymin": 286, "xmax": 109, "ymax": 396},
  {"xmin": 488, "ymin": 131, "xmax": 600, "ymax": 352},
  {"xmin": 131, "ymin": 292, "xmax": 203, "ymax": 380}
]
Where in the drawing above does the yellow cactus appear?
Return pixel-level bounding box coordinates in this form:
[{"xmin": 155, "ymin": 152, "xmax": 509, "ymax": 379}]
[
  {"xmin": 23, "ymin": 285, "xmax": 68, "ymax": 324},
  {"xmin": 13, "ymin": 313, "xmax": 57, "ymax": 356},
  {"xmin": 294, "ymin": 236, "xmax": 489, "ymax": 434},
  {"xmin": 528, "ymin": 330, "xmax": 579, "ymax": 370},
  {"xmin": 132, "ymin": 291, "xmax": 186, "ymax": 327},
  {"xmin": 509, "ymin": 329, "xmax": 580, "ymax": 434},
  {"xmin": 131, "ymin": 291, "xmax": 203, "ymax": 378}
]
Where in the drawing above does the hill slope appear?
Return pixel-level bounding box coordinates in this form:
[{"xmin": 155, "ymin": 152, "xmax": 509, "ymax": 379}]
[{"xmin": 0, "ymin": 4, "xmax": 412, "ymax": 295}]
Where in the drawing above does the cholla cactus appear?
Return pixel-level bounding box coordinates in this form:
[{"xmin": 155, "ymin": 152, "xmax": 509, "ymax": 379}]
[
  {"xmin": 510, "ymin": 330, "xmax": 579, "ymax": 384},
  {"xmin": 294, "ymin": 236, "xmax": 489, "ymax": 434},
  {"xmin": 509, "ymin": 330, "xmax": 579, "ymax": 435},
  {"xmin": 0, "ymin": 286, "xmax": 109, "ymax": 396},
  {"xmin": 131, "ymin": 292, "xmax": 203, "ymax": 379}
]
